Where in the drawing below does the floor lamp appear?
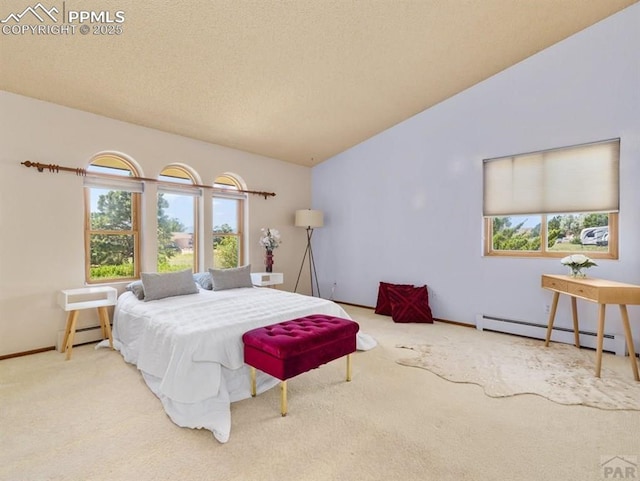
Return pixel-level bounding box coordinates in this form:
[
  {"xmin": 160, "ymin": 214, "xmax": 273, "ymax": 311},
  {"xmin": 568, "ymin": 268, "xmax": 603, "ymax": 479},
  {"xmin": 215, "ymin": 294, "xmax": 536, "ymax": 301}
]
[{"xmin": 294, "ymin": 209, "xmax": 324, "ymax": 297}]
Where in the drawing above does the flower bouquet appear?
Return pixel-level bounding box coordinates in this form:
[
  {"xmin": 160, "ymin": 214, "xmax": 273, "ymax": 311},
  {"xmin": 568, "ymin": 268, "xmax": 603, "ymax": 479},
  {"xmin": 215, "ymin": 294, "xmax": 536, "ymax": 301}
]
[
  {"xmin": 259, "ymin": 228, "xmax": 281, "ymax": 251},
  {"xmin": 259, "ymin": 228, "xmax": 281, "ymax": 272},
  {"xmin": 560, "ymin": 254, "xmax": 597, "ymax": 278}
]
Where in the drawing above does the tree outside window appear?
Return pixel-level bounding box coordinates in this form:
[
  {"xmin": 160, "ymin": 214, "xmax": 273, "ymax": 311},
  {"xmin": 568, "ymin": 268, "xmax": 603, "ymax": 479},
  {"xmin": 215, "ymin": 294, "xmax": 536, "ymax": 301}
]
[
  {"xmin": 85, "ymin": 156, "xmax": 141, "ymax": 282},
  {"xmin": 157, "ymin": 166, "xmax": 199, "ymax": 272},
  {"xmin": 213, "ymin": 175, "xmax": 244, "ymax": 269}
]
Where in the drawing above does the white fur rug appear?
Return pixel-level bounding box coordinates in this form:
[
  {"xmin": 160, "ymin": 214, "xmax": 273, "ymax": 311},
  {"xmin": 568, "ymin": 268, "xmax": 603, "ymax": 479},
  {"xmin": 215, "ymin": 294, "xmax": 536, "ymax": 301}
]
[{"xmin": 397, "ymin": 333, "xmax": 640, "ymax": 410}]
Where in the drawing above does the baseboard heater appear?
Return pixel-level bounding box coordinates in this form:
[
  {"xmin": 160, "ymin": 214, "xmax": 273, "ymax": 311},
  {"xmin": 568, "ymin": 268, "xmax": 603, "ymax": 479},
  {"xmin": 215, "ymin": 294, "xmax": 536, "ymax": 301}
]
[
  {"xmin": 475, "ymin": 314, "xmax": 627, "ymax": 356},
  {"xmin": 55, "ymin": 325, "xmax": 105, "ymax": 353}
]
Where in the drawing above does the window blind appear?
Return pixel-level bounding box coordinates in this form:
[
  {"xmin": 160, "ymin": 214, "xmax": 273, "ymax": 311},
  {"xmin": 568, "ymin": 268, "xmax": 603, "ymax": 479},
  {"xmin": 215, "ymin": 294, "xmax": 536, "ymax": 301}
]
[
  {"xmin": 83, "ymin": 175, "xmax": 144, "ymax": 193},
  {"xmin": 212, "ymin": 188, "xmax": 247, "ymax": 201},
  {"xmin": 483, "ymin": 138, "xmax": 620, "ymax": 216},
  {"xmin": 157, "ymin": 183, "xmax": 203, "ymax": 197}
]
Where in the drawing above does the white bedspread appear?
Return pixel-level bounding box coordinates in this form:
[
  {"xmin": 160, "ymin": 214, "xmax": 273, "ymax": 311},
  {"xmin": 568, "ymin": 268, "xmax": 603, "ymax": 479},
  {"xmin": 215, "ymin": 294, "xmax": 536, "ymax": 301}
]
[{"xmin": 106, "ymin": 287, "xmax": 375, "ymax": 442}]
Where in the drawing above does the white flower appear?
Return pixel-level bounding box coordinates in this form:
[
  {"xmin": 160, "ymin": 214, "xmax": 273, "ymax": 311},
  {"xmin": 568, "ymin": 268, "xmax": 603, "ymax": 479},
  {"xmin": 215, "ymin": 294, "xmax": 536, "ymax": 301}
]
[
  {"xmin": 560, "ymin": 254, "xmax": 597, "ymax": 268},
  {"xmin": 259, "ymin": 228, "xmax": 281, "ymax": 250}
]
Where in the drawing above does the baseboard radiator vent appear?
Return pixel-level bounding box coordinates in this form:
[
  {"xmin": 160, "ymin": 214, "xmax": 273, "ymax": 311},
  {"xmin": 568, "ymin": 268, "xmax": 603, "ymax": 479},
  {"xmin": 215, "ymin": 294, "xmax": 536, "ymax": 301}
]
[
  {"xmin": 475, "ymin": 314, "xmax": 627, "ymax": 356},
  {"xmin": 55, "ymin": 325, "xmax": 105, "ymax": 353}
]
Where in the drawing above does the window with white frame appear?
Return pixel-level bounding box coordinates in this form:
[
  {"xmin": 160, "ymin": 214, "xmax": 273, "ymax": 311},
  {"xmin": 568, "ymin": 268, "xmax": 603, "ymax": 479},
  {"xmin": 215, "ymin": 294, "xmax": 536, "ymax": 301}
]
[
  {"xmin": 157, "ymin": 165, "xmax": 201, "ymax": 273},
  {"xmin": 84, "ymin": 155, "xmax": 142, "ymax": 282},
  {"xmin": 483, "ymin": 138, "xmax": 620, "ymax": 259},
  {"xmin": 212, "ymin": 175, "xmax": 245, "ymax": 268}
]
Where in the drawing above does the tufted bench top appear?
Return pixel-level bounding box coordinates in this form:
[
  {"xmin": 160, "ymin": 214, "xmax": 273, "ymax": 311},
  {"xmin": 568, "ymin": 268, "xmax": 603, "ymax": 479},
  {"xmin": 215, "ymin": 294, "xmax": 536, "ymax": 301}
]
[{"xmin": 242, "ymin": 314, "xmax": 359, "ymax": 359}]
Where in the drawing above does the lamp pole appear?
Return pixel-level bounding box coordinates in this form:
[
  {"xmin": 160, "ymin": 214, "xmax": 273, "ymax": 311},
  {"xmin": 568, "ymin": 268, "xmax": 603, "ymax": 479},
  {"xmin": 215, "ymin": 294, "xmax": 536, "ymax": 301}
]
[{"xmin": 293, "ymin": 209, "xmax": 324, "ymax": 297}]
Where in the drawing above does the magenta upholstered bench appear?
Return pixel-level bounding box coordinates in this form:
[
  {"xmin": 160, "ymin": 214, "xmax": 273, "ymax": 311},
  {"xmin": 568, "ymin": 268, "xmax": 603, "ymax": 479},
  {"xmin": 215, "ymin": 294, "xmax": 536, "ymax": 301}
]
[{"xmin": 242, "ymin": 314, "xmax": 359, "ymax": 416}]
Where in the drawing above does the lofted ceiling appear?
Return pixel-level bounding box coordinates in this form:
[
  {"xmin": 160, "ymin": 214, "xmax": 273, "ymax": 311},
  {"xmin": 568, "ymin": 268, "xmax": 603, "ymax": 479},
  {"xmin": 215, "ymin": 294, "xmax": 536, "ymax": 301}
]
[{"xmin": 1, "ymin": 0, "xmax": 637, "ymax": 166}]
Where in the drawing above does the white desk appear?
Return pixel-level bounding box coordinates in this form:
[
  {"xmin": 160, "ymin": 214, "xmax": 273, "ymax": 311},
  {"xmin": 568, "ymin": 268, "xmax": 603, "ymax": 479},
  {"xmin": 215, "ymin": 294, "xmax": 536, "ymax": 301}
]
[
  {"xmin": 58, "ymin": 286, "xmax": 117, "ymax": 360},
  {"xmin": 251, "ymin": 272, "xmax": 284, "ymax": 287}
]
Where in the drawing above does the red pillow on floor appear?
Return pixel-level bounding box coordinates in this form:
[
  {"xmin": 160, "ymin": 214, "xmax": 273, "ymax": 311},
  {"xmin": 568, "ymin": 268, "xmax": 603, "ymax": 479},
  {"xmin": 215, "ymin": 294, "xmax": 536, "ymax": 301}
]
[
  {"xmin": 387, "ymin": 285, "xmax": 434, "ymax": 323},
  {"xmin": 374, "ymin": 281, "xmax": 413, "ymax": 316}
]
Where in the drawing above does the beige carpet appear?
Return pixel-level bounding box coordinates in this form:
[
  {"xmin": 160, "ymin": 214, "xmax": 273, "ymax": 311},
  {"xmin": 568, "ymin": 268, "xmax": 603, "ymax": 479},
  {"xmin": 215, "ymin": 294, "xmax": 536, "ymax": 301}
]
[
  {"xmin": 397, "ymin": 333, "xmax": 640, "ymax": 410},
  {"xmin": 1, "ymin": 305, "xmax": 639, "ymax": 481}
]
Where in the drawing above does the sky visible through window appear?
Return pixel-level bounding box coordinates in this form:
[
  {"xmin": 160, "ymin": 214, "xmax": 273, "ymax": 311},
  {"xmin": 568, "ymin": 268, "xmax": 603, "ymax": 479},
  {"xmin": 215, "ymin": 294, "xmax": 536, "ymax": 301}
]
[{"xmin": 88, "ymin": 165, "xmax": 237, "ymax": 232}]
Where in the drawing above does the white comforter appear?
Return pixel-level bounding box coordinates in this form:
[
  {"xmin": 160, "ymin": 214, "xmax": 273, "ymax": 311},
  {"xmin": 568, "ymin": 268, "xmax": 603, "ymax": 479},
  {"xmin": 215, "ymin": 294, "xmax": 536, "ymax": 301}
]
[{"xmin": 107, "ymin": 287, "xmax": 375, "ymax": 442}]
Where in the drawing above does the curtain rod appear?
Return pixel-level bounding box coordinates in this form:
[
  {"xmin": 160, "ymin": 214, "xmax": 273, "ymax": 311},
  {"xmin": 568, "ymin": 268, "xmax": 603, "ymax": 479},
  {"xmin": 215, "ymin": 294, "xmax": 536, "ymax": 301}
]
[{"xmin": 20, "ymin": 161, "xmax": 276, "ymax": 199}]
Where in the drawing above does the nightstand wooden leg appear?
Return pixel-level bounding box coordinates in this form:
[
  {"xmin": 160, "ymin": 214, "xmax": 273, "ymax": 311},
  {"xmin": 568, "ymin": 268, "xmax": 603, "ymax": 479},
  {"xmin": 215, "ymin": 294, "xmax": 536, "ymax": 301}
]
[
  {"xmin": 62, "ymin": 310, "xmax": 75, "ymax": 353},
  {"xmin": 97, "ymin": 306, "xmax": 113, "ymax": 349},
  {"xmin": 619, "ymin": 304, "xmax": 639, "ymax": 381},
  {"xmin": 64, "ymin": 310, "xmax": 79, "ymax": 361}
]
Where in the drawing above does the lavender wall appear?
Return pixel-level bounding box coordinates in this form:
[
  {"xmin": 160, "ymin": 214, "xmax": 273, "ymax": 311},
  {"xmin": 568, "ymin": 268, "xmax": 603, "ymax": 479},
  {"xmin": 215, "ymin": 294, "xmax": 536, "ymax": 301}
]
[{"xmin": 311, "ymin": 4, "xmax": 640, "ymax": 343}]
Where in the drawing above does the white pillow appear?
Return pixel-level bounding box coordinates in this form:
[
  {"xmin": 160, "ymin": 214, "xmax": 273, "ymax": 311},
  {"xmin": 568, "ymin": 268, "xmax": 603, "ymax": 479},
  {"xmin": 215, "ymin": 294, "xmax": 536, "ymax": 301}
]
[
  {"xmin": 209, "ymin": 265, "xmax": 254, "ymax": 291},
  {"xmin": 141, "ymin": 269, "xmax": 199, "ymax": 301},
  {"xmin": 125, "ymin": 280, "xmax": 145, "ymax": 300},
  {"xmin": 193, "ymin": 272, "xmax": 213, "ymax": 290}
]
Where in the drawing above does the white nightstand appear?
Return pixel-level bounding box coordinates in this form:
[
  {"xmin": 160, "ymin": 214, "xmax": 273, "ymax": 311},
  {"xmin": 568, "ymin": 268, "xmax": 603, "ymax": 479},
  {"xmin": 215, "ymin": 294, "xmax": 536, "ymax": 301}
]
[
  {"xmin": 251, "ymin": 272, "xmax": 284, "ymax": 288},
  {"xmin": 57, "ymin": 286, "xmax": 117, "ymax": 360}
]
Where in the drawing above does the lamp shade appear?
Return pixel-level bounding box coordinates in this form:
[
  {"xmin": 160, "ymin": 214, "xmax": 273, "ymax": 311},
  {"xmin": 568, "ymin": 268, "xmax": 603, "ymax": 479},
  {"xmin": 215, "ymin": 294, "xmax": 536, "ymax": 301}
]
[{"xmin": 295, "ymin": 209, "xmax": 324, "ymax": 228}]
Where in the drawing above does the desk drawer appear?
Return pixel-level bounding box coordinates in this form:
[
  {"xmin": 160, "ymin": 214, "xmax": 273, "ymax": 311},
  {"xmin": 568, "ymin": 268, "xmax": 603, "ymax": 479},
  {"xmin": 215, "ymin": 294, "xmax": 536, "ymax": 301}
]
[
  {"xmin": 542, "ymin": 277, "xmax": 567, "ymax": 291},
  {"xmin": 567, "ymin": 283, "xmax": 598, "ymax": 301}
]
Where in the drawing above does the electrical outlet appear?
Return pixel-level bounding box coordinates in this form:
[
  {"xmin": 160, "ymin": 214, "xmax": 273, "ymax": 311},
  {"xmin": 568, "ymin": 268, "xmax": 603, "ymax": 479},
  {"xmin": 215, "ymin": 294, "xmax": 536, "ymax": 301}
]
[{"xmin": 544, "ymin": 304, "xmax": 551, "ymax": 314}]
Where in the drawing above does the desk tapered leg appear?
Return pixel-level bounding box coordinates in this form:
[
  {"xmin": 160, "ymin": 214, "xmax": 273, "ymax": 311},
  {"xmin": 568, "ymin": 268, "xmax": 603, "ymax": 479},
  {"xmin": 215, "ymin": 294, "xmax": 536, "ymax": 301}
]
[
  {"xmin": 570, "ymin": 296, "xmax": 580, "ymax": 348},
  {"xmin": 595, "ymin": 304, "xmax": 606, "ymax": 378},
  {"xmin": 544, "ymin": 292, "xmax": 560, "ymax": 347},
  {"xmin": 619, "ymin": 305, "xmax": 639, "ymax": 381}
]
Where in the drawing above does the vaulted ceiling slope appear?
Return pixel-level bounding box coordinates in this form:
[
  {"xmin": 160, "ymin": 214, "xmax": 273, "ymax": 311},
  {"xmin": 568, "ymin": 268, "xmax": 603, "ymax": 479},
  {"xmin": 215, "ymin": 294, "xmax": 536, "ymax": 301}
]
[{"xmin": 1, "ymin": 0, "xmax": 637, "ymax": 166}]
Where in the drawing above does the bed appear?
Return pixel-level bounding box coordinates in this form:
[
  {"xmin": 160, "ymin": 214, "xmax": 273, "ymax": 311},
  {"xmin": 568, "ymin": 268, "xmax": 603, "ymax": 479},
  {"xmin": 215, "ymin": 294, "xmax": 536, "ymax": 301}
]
[{"xmin": 104, "ymin": 285, "xmax": 376, "ymax": 443}]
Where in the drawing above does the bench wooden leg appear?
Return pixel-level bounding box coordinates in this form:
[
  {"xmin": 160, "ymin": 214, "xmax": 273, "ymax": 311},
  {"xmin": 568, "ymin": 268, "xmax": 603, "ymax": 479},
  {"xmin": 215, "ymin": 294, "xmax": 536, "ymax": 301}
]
[
  {"xmin": 281, "ymin": 380, "xmax": 287, "ymax": 417},
  {"xmin": 346, "ymin": 353, "xmax": 352, "ymax": 382},
  {"xmin": 250, "ymin": 367, "xmax": 257, "ymax": 397}
]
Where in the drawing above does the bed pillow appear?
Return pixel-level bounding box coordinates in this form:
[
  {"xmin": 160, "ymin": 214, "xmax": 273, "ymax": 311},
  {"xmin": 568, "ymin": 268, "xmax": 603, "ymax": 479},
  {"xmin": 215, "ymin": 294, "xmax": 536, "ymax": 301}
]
[
  {"xmin": 193, "ymin": 271, "xmax": 213, "ymax": 290},
  {"xmin": 141, "ymin": 269, "xmax": 199, "ymax": 302},
  {"xmin": 126, "ymin": 280, "xmax": 145, "ymax": 300},
  {"xmin": 374, "ymin": 281, "xmax": 413, "ymax": 316},
  {"xmin": 387, "ymin": 284, "xmax": 434, "ymax": 323},
  {"xmin": 209, "ymin": 265, "xmax": 254, "ymax": 291}
]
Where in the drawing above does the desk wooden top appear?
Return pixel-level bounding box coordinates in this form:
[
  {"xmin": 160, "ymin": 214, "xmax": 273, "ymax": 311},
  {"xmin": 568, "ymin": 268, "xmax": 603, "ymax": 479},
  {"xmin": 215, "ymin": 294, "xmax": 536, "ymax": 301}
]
[{"xmin": 542, "ymin": 274, "xmax": 640, "ymax": 305}]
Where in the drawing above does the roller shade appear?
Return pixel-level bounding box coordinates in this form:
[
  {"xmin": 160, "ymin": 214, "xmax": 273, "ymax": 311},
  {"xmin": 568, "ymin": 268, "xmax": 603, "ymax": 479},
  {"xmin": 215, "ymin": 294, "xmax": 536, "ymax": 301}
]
[
  {"xmin": 157, "ymin": 184, "xmax": 202, "ymax": 197},
  {"xmin": 83, "ymin": 175, "xmax": 144, "ymax": 193},
  {"xmin": 212, "ymin": 188, "xmax": 247, "ymax": 200},
  {"xmin": 483, "ymin": 138, "xmax": 620, "ymax": 216}
]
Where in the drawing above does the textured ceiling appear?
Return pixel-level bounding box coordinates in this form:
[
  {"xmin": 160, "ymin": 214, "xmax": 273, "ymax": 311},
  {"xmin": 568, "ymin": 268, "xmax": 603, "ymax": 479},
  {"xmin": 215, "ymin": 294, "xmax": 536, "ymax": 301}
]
[{"xmin": 1, "ymin": 0, "xmax": 637, "ymax": 166}]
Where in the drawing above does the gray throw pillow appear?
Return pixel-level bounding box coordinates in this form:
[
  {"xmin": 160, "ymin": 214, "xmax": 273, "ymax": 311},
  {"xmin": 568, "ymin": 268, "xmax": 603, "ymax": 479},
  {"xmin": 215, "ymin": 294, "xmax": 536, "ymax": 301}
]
[
  {"xmin": 193, "ymin": 272, "xmax": 213, "ymax": 290},
  {"xmin": 141, "ymin": 269, "xmax": 199, "ymax": 302},
  {"xmin": 126, "ymin": 280, "xmax": 145, "ymax": 300},
  {"xmin": 209, "ymin": 265, "xmax": 254, "ymax": 291}
]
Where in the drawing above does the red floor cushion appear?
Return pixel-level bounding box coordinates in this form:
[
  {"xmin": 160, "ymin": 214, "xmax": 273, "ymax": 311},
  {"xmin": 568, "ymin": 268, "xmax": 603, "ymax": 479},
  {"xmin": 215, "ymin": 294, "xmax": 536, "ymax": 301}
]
[
  {"xmin": 374, "ymin": 281, "xmax": 413, "ymax": 316},
  {"xmin": 387, "ymin": 284, "xmax": 434, "ymax": 323}
]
